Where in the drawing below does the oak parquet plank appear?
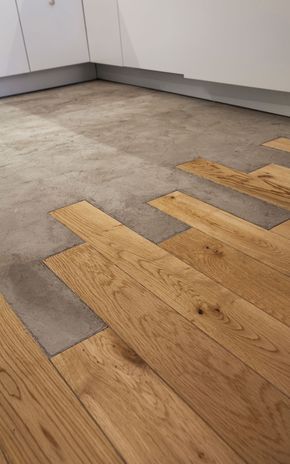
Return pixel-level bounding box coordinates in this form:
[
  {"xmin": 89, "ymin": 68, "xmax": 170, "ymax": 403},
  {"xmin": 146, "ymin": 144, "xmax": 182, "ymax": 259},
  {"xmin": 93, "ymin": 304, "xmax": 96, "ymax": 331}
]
[
  {"xmin": 51, "ymin": 200, "xmax": 121, "ymax": 237},
  {"xmin": 262, "ymin": 137, "xmax": 290, "ymax": 153},
  {"xmin": 45, "ymin": 243, "xmax": 290, "ymax": 464},
  {"xmin": 0, "ymin": 449, "xmax": 8, "ymax": 464},
  {"xmin": 177, "ymin": 158, "xmax": 290, "ymax": 210},
  {"xmin": 271, "ymin": 220, "xmax": 290, "ymax": 239},
  {"xmin": 161, "ymin": 227, "xmax": 290, "ymax": 327},
  {"xmin": 53, "ymin": 329, "xmax": 243, "ymax": 464},
  {"xmin": 49, "ymin": 201, "xmax": 290, "ymax": 396},
  {"xmin": 250, "ymin": 164, "xmax": 290, "ymax": 190},
  {"xmin": 0, "ymin": 294, "xmax": 123, "ymax": 464},
  {"xmin": 149, "ymin": 191, "xmax": 290, "ymax": 276}
]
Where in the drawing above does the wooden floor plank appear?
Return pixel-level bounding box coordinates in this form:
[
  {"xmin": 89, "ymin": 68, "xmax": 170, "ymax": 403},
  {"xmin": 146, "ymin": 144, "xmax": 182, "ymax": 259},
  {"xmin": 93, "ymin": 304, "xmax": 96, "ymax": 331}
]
[
  {"xmin": 161, "ymin": 227, "xmax": 290, "ymax": 327},
  {"xmin": 48, "ymin": 201, "xmax": 290, "ymax": 396},
  {"xmin": 271, "ymin": 220, "xmax": 290, "ymax": 239},
  {"xmin": 51, "ymin": 200, "xmax": 121, "ymax": 237},
  {"xmin": 177, "ymin": 158, "xmax": 290, "ymax": 210},
  {"xmin": 149, "ymin": 191, "xmax": 290, "ymax": 276},
  {"xmin": 0, "ymin": 448, "xmax": 8, "ymax": 464},
  {"xmin": 53, "ymin": 329, "xmax": 243, "ymax": 464},
  {"xmin": 0, "ymin": 294, "xmax": 123, "ymax": 464},
  {"xmin": 45, "ymin": 243, "xmax": 290, "ymax": 464},
  {"xmin": 262, "ymin": 137, "xmax": 290, "ymax": 153},
  {"xmin": 250, "ymin": 164, "xmax": 290, "ymax": 190}
]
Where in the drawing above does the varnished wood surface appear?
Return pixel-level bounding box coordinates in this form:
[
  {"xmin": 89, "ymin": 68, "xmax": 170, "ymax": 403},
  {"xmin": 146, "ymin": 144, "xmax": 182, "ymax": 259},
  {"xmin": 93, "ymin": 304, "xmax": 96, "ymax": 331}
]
[
  {"xmin": 51, "ymin": 200, "xmax": 121, "ymax": 236},
  {"xmin": 177, "ymin": 158, "xmax": 290, "ymax": 210},
  {"xmin": 149, "ymin": 191, "xmax": 290, "ymax": 276},
  {"xmin": 161, "ymin": 227, "xmax": 290, "ymax": 327},
  {"xmin": 272, "ymin": 220, "xmax": 290, "ymax": 239},
  {"xmin": 250, "ymin": 164, "xmax": 290, "ymax": 190},
  {"xmin": 53, "ymin": 329, "xmax": 243, "ymax": 464},
  {"xmin": 0, "ymin": 294, "xmax": 123, "ymax": 464},
  {"xmin": 0, "ymin": 448, "xmax": 8, "ymax": 464},
  {"xmin": 45, "ymin": 243, "xmax": 290, "ymax": 464},
  {"xmin": 262, "ymin": 137, "xmax": 290, "ymax": 153},
  {"xmin": 48, "ymin": 201, "xmax": 290, "ymax": 397}
]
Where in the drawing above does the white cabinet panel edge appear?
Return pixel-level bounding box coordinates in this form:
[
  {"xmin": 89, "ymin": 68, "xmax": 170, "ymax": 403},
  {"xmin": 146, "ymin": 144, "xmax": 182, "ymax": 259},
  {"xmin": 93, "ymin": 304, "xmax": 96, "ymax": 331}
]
[
  {"xmin": 0, "ymin": 0, "xmax": 29, "ymax": 78},
  {"xmin": 16, "ymin": 0, "xmax": 89, "ymax": 72},
  {"xmin": 83, "ymin": 0, "xmax": 123, "ymax": 66}
]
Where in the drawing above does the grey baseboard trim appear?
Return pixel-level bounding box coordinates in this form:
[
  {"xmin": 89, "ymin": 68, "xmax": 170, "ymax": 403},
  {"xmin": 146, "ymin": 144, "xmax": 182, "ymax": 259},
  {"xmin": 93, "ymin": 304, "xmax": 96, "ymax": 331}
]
[
  {"xmin": 97, "ymin": 64, "xmax": 290, "ymax": 117},
  {"xmin": 0, "ymin": 63, "xmax": 97, "ymax": 98}
]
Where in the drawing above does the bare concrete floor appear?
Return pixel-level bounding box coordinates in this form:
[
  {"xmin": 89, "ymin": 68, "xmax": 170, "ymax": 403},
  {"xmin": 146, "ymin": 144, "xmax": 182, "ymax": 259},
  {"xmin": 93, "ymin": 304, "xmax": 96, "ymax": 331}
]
[{"xmin": 1, "ymin": 80, "xmax": 290, "ymax": 355}]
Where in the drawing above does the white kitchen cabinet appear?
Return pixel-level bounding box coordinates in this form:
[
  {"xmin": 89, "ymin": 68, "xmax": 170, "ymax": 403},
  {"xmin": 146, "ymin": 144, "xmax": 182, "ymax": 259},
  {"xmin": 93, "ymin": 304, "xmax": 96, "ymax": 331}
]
[
  {"xmin": 83, "ymin": 0, "xmax": 123, "ymax": 66},
  {"xmin": 118, "ymin": 0, "xmax": 290, "ymax": 93},
  {"xmin": 0, "ymin": 0, "xmax": 29, "ymax": 78},
  {"xmin": 117, "ymin": 0, "xmax": 182, "ymax": 74},
  {"xmin": 16, "ymin": 0, "xmax": 89, "ymax": 72},
  {"xmin": 182, "ymin": 0, "xmax": 290, "ymax": 92}
]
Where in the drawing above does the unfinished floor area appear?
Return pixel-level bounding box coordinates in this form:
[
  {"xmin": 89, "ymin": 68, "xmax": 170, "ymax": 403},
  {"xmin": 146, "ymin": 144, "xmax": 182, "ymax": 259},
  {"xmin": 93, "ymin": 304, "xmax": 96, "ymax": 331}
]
[
  {"xmin": 1, "ymin": 81, "xmax": 290, "ymax": 463},
  {"xmin": 1, "ymin": 80, "xmax": 290, "ymax": 355}
]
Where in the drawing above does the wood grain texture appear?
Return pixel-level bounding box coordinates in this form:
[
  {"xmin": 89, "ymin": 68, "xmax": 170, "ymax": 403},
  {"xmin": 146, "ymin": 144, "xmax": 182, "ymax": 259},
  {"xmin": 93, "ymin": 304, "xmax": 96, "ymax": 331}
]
[
  {"xmin": 0, "ymin": 448, "xmax": 8, "ymax": 464},
  {"xmin": 51, "ymin": 200, "xmax": 121, "ymax": 237},
  {"xmin": 271, "ymin": 220, "xmax": 290, "ymax": 239},
  {"xmin": 149, "ymin": 191, "xmax": 290, "ymax": 276},
  {"xmin": 161, "ymin": 227, "xmax": 290, "ymax": 327},
  {"xmin": 0, "ymin": 294, "xmax": 123, "ymax": 464},
  {"xmin": 177, "ymin": 158, "xmax": 290, "ymax": 210},
  {"xmin": 250, "ymin": 164, "xmax": 290, "ymax": 190},
  {"xmin": 262, "ymin": 137, "xmax": 290, "ymax": 153},
  {"xmin": 53, "ymin": 329, "xmax": 243, "ymax": 464},
  {"xmin": 49, "ymin": 201, "xmax": 290, "ymax": 397},
  {"xmin": 45, "ymin": 243, "xmax": 290, "ymax": 464}
]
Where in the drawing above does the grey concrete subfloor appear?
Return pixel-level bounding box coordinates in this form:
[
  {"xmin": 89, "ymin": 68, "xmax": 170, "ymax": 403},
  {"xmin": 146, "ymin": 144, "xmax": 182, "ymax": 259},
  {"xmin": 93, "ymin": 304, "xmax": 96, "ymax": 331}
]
[{"xmin": 1, "ymin": 80, "xmax": 290, "ymax": 356}]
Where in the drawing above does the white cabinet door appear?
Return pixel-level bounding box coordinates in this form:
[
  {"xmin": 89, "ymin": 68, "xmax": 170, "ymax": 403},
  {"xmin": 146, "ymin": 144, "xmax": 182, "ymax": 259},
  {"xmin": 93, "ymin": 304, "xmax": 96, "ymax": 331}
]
[
  {"xmin": 16, "ymin": 0, "xmax": 89, "ymax": 72},
  {"xmin": 118, "ymin": 0, "xmax": 290, "ymax": 92},
  {"xmin": 0, "ymin": 0, "xmax": 29, "ymax": 78},
  {"xmin": 83, "ymin": 0, "xmax": 123, "ymax": 65},
  {"xmin": 118, "ymin": 0, "xmax": 182, "ymax": 74},
  {"xmin": 182, "ymin": 0, "xmax": 290, "ymax": 92}
]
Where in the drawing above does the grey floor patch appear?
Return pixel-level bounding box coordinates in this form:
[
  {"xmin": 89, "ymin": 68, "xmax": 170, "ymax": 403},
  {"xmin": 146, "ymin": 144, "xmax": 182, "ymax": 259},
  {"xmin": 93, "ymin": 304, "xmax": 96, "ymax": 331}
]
[
  {"xmin": 1, "ymin": 80, "xmax": 290, "ymax": 355},
  {"xmin": 0, "ymin": 261, "xmax": 106, "ymax": 356}
]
